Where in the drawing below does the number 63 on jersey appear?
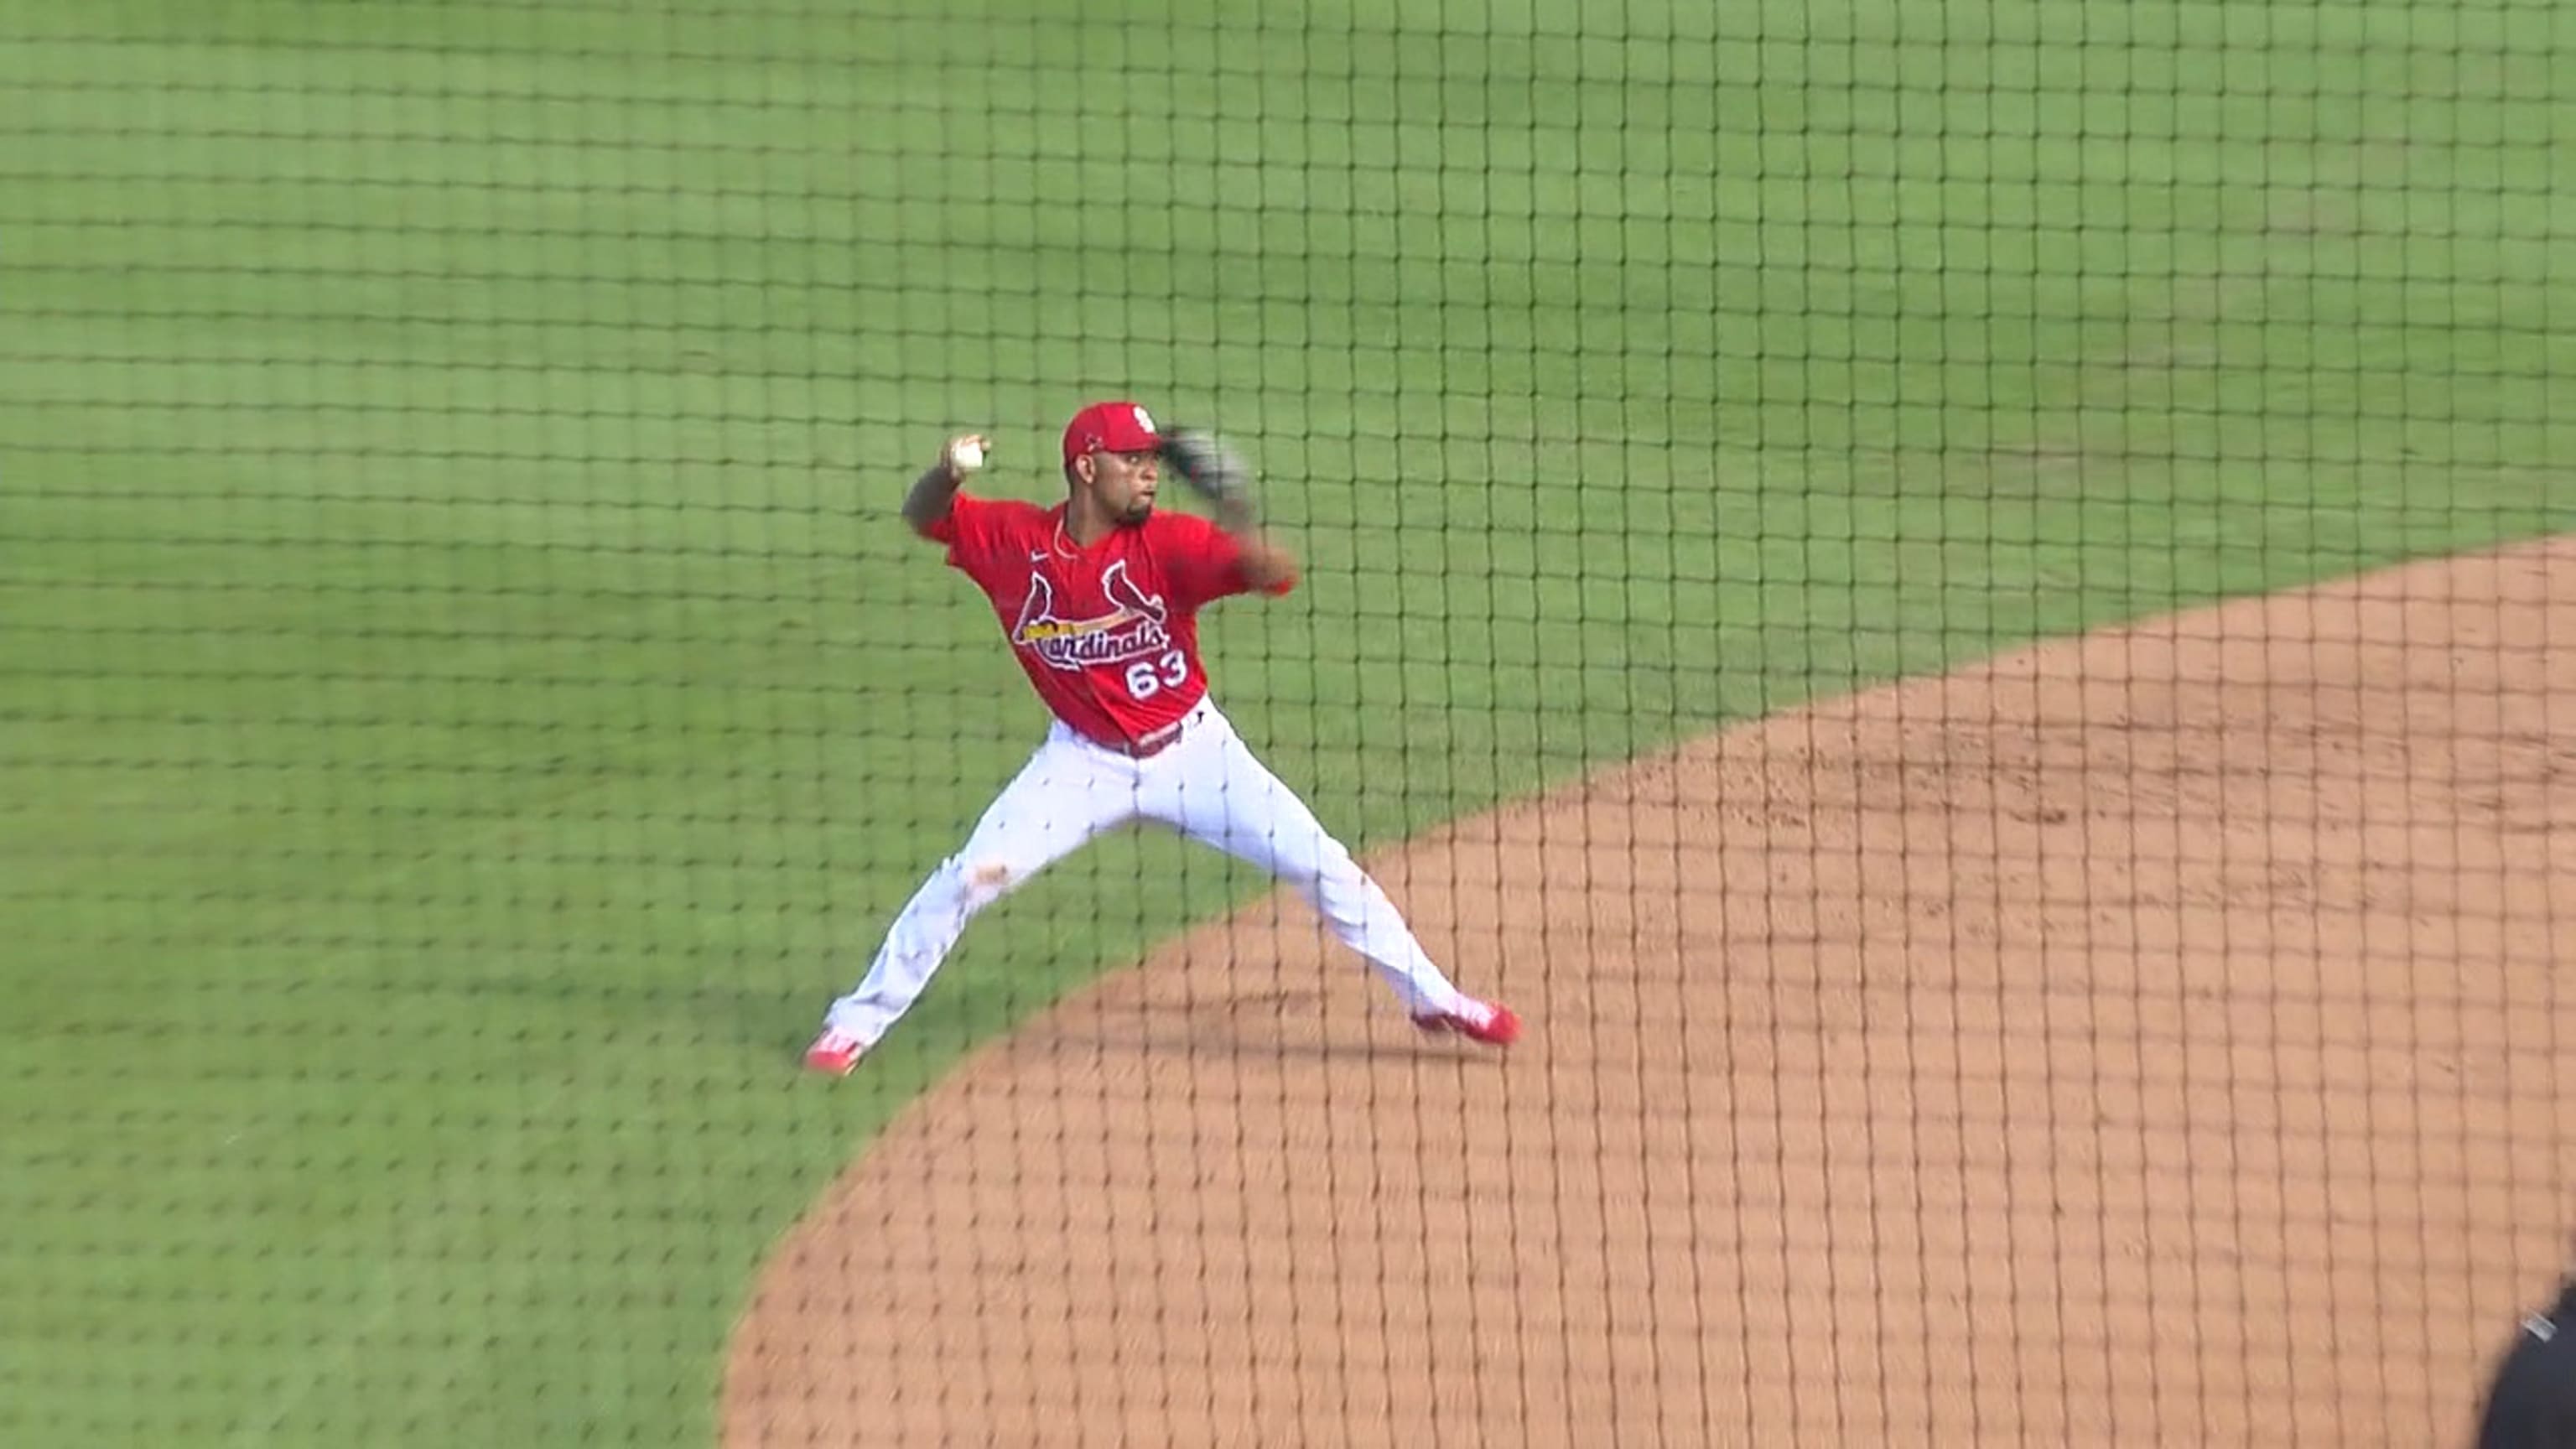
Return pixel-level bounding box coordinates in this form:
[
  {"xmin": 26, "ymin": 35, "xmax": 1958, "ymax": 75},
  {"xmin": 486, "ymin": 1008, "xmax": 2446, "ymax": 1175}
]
[{"xmin": 1125, "ymin": 649, "xmax": 1189, "ymax": 699}]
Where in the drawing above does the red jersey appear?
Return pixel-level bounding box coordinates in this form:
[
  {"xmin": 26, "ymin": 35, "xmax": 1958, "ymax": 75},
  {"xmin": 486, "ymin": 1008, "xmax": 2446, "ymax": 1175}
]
[{"xmin": 927, "ymin": 491, "xmax": 1295, "ymax": 749}]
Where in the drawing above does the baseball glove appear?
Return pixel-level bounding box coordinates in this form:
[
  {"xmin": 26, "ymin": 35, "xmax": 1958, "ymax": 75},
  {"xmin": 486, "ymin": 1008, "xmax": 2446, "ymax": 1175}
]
[{"xmin": 1157, "ymin": 428, "xmax": 1253, "ymax": 506}]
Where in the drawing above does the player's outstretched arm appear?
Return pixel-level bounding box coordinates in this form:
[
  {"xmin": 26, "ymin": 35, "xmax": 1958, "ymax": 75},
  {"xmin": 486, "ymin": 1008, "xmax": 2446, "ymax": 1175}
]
[
  {"xmin": 1161, "ymin": 428, "xmax": 1298, "ymax": 591},
  {"xmin": 1210, "ymin": 491, "xmax": 1299, "ymax": 591},
  {"xmin": 901, "ymin": 434, "xmax": 988, "ymax": 538}
]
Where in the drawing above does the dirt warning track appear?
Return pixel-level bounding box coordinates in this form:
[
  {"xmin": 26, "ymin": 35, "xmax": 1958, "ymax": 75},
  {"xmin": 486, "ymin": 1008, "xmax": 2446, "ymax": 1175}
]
[{"xmin": 725, "ymin": 538, "xmax": 2576, "ymax": 1448}]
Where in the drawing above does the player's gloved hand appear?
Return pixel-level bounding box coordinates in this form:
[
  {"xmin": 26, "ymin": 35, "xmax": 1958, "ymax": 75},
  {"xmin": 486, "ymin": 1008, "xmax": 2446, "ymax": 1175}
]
[{"xmin": 1158, "ymin": 428, "xmax": 1251, "ymax": 506}]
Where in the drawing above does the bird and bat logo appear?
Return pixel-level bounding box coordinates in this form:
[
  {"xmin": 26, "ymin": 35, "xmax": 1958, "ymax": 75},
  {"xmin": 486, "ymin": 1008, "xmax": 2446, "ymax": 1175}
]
[{"xmin": 1009, "ymin": 561, "xmax": 1171, "ymax": 670}]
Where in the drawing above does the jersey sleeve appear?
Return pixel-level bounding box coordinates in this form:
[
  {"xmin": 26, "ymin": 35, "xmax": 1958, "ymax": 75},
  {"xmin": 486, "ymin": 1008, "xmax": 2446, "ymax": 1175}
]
[
  {"xmin": 1158, "ymin": 512, "xmax": 1295, "ymax": 610},
  {"xmin": 922, "ymin": 490, "xmax": 1016, "ymax": 574}
]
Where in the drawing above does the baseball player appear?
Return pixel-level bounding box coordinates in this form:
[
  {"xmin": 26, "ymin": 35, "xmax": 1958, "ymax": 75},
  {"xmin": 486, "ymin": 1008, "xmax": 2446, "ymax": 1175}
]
[
  {"xmin": 802, "ymin": 400, "xmax": 1521, "ymax": 1075},
  {"xmin": 2474, "ymin": 1251, "xmax": 2576, "ymax": 1447}
]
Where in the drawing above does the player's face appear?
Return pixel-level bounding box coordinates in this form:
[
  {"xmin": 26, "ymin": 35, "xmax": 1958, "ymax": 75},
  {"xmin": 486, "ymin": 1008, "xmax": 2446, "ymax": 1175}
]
[{"xmin": 1083, "ymin": 449, "xmax": 1160, "ymax": 525}]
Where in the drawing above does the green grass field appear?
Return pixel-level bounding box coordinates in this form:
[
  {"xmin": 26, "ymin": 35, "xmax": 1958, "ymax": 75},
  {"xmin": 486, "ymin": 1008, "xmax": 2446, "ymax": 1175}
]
[{"xmin": 5, "ymin": 0, "xmax": 2573, "ymax": 1443}]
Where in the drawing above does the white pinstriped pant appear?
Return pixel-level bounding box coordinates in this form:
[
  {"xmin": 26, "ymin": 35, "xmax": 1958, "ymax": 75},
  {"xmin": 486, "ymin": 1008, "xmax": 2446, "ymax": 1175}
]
[{"xmin": 823, "ymin": 698, "xmax": 1477, "ymax": 1047}]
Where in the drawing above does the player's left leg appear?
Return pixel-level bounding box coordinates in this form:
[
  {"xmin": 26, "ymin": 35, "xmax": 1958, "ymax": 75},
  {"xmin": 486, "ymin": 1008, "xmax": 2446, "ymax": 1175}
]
[{"xmin": 1137, "ymin": 702, "xmax": 1514, "ymax": 1039}]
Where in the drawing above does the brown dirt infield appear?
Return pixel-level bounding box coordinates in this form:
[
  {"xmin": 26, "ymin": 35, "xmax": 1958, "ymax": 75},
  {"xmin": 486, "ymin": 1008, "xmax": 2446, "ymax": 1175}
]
[{"xmin": 724, "ymin": 537, "xmax": 2575, "ymax": 1448}]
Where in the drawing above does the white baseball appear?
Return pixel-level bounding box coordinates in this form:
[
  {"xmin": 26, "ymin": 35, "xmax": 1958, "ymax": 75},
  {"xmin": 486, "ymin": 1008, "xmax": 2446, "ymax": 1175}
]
[{"xmin": 951, "ymin": 439, "xmax": 985, "ymax": 472}]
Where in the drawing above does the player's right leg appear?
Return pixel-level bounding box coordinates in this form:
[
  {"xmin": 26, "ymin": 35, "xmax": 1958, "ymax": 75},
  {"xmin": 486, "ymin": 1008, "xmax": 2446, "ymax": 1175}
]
[{"xmin": 807, "ymin": 727, "xmax": 1135, "ymax": 1073}]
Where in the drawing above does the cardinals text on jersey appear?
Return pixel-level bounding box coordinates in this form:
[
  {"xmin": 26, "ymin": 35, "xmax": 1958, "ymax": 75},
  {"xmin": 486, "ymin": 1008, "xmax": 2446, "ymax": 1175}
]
[{"xmin": 1008, "ymin": 559, "xmax": 1171, "ymax": 670}]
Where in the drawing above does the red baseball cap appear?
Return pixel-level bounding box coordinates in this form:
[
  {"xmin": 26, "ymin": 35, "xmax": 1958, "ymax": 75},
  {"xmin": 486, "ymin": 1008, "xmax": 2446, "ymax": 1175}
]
[{"xmin": 1061, "ymin": 400, "xmax": 1163, "ymax": 465}]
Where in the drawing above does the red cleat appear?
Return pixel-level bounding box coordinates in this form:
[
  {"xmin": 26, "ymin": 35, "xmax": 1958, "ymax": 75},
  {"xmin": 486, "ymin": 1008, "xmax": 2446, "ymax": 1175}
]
[
  {"xmin": 803, "ymin": 1027, "xmax": 867, "ymax": 1078},
  {"xmin": 1412, "ymin": 1000, "xmax": 1521, "ymax": 1047}
]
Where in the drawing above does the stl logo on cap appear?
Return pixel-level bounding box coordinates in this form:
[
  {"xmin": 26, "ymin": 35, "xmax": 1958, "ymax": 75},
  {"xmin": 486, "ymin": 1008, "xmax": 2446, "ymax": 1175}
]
[{"xmin": 1062, "ymin": 399, "xmax": 1163, "ymax": 464}]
